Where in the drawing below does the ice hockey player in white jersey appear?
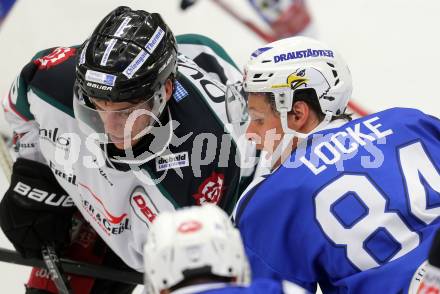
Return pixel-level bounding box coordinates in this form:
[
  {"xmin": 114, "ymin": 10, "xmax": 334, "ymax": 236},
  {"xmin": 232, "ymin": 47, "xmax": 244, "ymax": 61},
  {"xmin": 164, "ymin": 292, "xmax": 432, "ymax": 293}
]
[
  {"xmin": 144, "ymin": 204, "xmax": 308, "ymax": 294},
  {"xmin": 0, "ymin": 6, "xmax": 255, "ymax": 294}
]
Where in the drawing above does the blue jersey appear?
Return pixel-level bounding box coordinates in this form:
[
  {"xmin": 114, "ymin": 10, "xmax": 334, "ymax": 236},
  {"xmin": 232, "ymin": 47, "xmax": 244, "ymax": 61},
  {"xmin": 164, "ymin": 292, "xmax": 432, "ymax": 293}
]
[
  {"xmin": 0, "ymin": 0, "xmax": 16, "ymax": 21},
  {"xmin": 180, "ymin": 279, "xmax": 288, "ymax": 293},
  {"xmin": 234, "ymin": 108, "xmax": 440, "ymax": 293}
]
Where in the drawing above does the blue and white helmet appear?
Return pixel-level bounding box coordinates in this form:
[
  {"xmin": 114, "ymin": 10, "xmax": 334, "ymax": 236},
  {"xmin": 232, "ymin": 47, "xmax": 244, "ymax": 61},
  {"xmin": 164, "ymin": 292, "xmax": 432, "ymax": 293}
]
[
  {"xmin": 226, "ymin": 36, "xmax": 352, "ymax": 136},
  {"xmin": 245, "ymin": 36, "xmax": 352, "ymax": 119}
]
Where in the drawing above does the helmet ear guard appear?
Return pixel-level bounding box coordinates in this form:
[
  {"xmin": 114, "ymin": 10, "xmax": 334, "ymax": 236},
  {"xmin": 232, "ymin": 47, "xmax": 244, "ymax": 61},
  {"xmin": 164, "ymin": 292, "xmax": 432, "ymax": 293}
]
[{"xmin": 273, "ymin": 89, "xmax": 294, "ymax": 114}]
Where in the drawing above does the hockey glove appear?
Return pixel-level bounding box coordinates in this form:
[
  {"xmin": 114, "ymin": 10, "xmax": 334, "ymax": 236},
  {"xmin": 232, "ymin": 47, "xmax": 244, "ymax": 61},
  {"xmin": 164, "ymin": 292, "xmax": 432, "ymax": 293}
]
[{"xmin": 0, "ymin": 158, "xmax": 76, "ymax": 259}]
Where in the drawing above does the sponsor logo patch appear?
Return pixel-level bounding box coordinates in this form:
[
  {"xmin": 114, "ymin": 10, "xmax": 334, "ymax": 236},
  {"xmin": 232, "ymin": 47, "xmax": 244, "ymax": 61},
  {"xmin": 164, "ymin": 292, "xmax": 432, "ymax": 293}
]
[
  {"xmin": 156, "ymin": 151, "xmax": 189, "ymax": 171},
  {"xmin": 34, "ymin": 47, "xmax": 77, "ymax": 70},
  {"xmin": 122, "ymin": 50, "xmax": 150, "ymax": 79},
  {"xmin": 12, "ymin": 131, "xmax": 35, "ymax": 152},
  {"xmin": 130, "ymin": 186, "xmax": 159, "ymax": 226},
  {"xmin": 39, "ymin": 127, "xmax": 71, "ymax": 151},
  {"xmin": 193, "ymin": 172, "xmax": 225, "ymax": 205},
  {"xmin": 273, "ymin": 48, "xmax": 334, "ymax": 63},
  {"xmin": 81, "ymin": 199, "xmax": 131, "ymax": 236},
  {"xmin": 100, "ymin": 17, "xmax": 132, "ymax": 66},
  {"xmin": 85, "ymin": 69, "xmax": 116, "ymax": 86},
  {"xmin": 86, "ymin": 82, "xmax": 113, "ymax": 91},
  {"xmin": 79, "ymin": 183, "xmax": 130, "ymax": 236},
  {"xmin": 145, "ymin": 27, "xmax": 165, "ymax": 54},
  {"xmin": 178, "ymin": 220, "xmax": 202, "ymax": 234},
  {"xmin": 49, "ymin": 160, "xmax": 77, "ymax": 185},
  {"xmin": 121, "ymin": 26, "xmax": 164, "ymax": 79}
]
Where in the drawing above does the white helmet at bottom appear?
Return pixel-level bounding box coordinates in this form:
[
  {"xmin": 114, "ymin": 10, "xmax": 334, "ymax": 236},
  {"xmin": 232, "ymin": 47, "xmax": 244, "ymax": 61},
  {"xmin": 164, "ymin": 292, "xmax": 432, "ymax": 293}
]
[{"xmin": 143, "ymin": 204, "xmax": 250, "ymax": 293}]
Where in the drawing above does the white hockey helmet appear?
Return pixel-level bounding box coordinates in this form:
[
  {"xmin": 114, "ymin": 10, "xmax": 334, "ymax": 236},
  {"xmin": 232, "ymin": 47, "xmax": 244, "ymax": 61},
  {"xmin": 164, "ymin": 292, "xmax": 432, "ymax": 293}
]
[
  {"xmin": 226, "ymin": 36, "xmax": 352, "ymax": 136},
  {"xmin": 143, "ymin": 204, "xmax": 250, "ymax": 293}
]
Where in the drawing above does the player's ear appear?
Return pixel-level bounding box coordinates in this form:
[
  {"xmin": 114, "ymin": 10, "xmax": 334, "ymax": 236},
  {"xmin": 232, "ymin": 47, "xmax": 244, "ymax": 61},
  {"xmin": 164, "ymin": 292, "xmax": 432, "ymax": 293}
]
[
  {"xmin": 164, "ymin": 78, "xmax": 174, "ymax": 102},
  {"xmin": 288, "ymin": 100, "xmax": 309, "ymax": 130}
]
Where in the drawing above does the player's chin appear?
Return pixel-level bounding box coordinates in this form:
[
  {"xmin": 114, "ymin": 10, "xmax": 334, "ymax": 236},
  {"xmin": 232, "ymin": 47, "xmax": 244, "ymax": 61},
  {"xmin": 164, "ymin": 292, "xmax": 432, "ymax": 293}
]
[
  {"xmin": 112, "ymin": 141, "xmax": 127, "ymax": 150},
  {"xmin": 108, "ymin": 135, "xmax": 133, "ymax": 150},
  {"xmin": 255, "ymin": 143, "xmax": 268, "ymax": 151}
]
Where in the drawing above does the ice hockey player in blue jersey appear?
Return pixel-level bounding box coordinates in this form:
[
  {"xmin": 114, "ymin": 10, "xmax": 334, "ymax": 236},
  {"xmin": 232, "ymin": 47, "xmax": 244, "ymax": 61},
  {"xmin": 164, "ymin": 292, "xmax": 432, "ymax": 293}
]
[
  {"xmin": 143, "ymin": 204, "xmax": 308, "ymax": 293},
  {"xmin": 225, "ymin": 36, "xmax": 440, "ymax": 293}
]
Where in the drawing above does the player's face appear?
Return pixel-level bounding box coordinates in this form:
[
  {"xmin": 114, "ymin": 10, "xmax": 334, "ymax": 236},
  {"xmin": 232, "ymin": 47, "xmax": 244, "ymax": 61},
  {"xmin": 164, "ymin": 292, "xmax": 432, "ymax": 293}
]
[
  {"xmin": 89, "ymin": 79, "xmax": 174, "ymax": 150},
  {"xmin": 91, "ymin": 98, "xmax": 152, "ymax": 150},
  {"xmin": 246, "ymin": 93, "xmax": 284, "ymax": 153}
]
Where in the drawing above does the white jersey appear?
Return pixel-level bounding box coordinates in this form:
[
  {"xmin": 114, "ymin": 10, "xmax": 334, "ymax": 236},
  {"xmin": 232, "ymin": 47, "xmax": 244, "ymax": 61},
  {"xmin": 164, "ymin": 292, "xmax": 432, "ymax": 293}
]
[{"xmin": 3, "ymin": 34, "xmax": 256, "ymax": 272}]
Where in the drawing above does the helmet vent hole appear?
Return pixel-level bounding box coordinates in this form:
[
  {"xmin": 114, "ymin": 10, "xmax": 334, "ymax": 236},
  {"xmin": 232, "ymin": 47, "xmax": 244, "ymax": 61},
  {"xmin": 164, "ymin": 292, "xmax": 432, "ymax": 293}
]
[
  {"xmin": 335, "ymin": 79, "xmax": 340, "ymax": 86},
  {"xmin": 332, "ymin": 70, "xmax": 338, "ymax": 78},
  {"xmin": 228, "ymin": 267, "xmax": 233, "ymax": 273},
  {"xmin": 162, "ymin": 279, "xmax": 168, "ymax": 285},
  {"xmin": 268, "ymin": 73, "xmax": 274, "ymax": 77},
  {"xmin": 327, "ymin": 62, "xmax": 335, "ymax": 68},
  {"xmin": 262, "ymin": 60, "xmax": 271, "ymax": 63},
  {"xmin": 253, "ymin": 73, "xmax": 262, "ymax": 79}
]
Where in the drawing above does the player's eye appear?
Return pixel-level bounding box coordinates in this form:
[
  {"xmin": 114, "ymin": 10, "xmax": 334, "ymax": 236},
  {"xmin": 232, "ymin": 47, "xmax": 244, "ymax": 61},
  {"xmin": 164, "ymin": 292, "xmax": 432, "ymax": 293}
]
[{"xmin": 252, "ymin": 118, "xmax": 264, "ymax": 125}]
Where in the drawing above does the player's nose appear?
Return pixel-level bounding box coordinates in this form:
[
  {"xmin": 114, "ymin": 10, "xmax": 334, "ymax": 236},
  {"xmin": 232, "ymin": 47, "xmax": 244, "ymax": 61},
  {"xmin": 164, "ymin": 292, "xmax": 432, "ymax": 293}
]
[{"xmin": 245, "ymin": 123, "xmax": 259, "ymax": 142}]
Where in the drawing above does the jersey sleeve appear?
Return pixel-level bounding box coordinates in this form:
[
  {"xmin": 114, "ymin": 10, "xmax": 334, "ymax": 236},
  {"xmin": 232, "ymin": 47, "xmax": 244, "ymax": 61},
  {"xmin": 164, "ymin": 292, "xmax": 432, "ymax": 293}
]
[
  {"xmin": 242, "ymin": 227, "xmax": 317, "ymax": 292},
  {"xmin": 2, "ymin": 48, "xmax": 55, "ymax": 164},
  {"xmin": 176, "ymin": 33, "xmax": 242, "ymax": 85},
  {"xmin": 235, "ymin": 178, "xmax": 320, "ymax": 292},
  {"xmin": 176, "ymin": 34, "xmax": 259, "ymax": 213}
]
